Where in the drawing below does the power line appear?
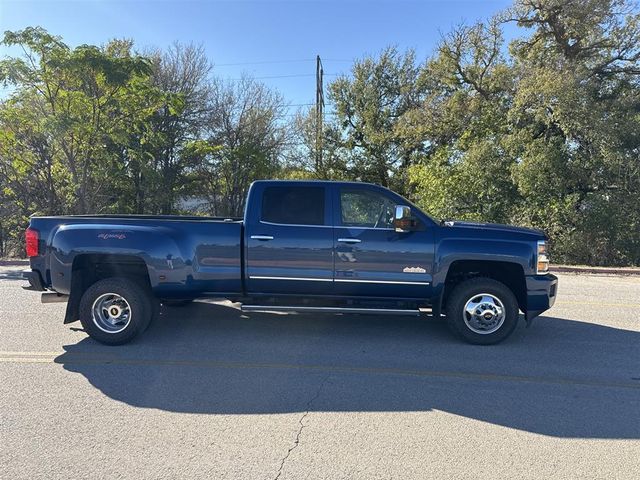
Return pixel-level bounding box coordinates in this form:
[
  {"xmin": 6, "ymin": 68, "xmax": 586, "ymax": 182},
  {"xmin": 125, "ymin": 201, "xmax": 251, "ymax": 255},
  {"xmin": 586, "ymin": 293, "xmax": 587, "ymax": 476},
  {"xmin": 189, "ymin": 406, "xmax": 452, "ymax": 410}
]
[
  {"xmin": 225, "ymin": 73, "xmax": 340, "ymax": 80},
  {"xmin": 256, "ymin": 73, "xmax": 318, "ymax": 79},
  {"xmin": 276, "ymin": 111, "xmax": 338, "ymax": 118},
  {"xmin": 214, "ymin": 58, "xmax": 352, "ymax": 67},
  {"xmin": 215, "ymin": 59, "xmax": 314, "ymax": 66}
]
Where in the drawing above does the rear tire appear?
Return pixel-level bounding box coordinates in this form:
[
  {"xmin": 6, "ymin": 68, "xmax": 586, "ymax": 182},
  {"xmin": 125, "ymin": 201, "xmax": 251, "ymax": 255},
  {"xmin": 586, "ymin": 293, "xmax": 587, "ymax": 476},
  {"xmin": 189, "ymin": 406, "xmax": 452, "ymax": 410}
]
[
  {"xmin": 445, "ymin": 277, "xmax": 519, "ymax": 345},
  {"xmin": 144, "ymin": 294, "xmax": 160, "ymax": 332},
  {"xmin": 79, "ymin": 277, "xmax": 152, "ymax": 345}
]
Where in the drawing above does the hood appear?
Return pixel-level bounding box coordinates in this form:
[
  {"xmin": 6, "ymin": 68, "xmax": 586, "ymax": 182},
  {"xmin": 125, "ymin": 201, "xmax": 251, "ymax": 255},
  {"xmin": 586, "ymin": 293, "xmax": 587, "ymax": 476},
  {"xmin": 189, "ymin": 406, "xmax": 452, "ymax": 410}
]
[{"xmin": 442, "ymin": 220, "xmax": 546, "ymax": 239}]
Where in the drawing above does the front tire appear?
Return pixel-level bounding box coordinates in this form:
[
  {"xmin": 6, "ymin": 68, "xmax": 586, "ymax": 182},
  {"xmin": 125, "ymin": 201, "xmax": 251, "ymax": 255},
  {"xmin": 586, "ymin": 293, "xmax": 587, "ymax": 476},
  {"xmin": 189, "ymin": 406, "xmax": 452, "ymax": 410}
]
[
  {"xmin": 445, "ymin": 277, "xmax": 519, "ymax": 345},
  {"xmin": 79, "ymin": 277, "xmax": 152, "ymax": 345}
]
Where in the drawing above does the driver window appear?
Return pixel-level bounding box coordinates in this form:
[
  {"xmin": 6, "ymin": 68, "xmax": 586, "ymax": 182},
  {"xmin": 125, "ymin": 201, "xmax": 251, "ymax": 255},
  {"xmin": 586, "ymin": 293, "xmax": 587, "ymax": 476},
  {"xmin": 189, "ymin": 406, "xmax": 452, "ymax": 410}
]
[{"xmin": 340, "ymin": 189, "xmax": 396, "ymax": 229}]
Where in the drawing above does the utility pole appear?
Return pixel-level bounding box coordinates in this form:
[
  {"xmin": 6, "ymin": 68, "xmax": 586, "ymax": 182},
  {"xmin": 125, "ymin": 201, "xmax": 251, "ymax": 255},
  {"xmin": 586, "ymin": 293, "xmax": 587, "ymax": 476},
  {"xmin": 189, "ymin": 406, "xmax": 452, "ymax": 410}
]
[{"xmin": 315, "ymin": 55, "xmax": 324, "ymax": 173}]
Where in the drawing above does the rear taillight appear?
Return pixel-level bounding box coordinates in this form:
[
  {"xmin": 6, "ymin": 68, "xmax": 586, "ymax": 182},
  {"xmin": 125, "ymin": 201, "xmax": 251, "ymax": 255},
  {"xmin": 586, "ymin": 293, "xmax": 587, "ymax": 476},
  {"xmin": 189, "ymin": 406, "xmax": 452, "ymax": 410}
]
[{"xmin": 25, "ymin": 228, "xmax": 39, "ymax": 257}]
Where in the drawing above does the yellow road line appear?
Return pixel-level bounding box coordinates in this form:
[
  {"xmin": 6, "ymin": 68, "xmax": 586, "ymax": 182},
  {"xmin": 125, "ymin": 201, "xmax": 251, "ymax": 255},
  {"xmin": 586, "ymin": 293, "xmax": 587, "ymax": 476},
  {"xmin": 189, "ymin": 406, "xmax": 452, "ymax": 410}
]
[{"xmin": 0, "ymin": 351, "xmax": 638, "ymax": 391}]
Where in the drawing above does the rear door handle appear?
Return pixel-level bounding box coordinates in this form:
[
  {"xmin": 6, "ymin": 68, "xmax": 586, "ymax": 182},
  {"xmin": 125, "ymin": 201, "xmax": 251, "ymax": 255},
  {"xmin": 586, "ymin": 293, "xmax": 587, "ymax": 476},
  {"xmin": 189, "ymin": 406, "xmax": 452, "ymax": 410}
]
[
  {"xmin": 250, "ymin": 235, "xmax": 274, "ymax": 241},
  {"xmin": 338, "ymin": 238, "xmax": 361, "ymax": 244}
]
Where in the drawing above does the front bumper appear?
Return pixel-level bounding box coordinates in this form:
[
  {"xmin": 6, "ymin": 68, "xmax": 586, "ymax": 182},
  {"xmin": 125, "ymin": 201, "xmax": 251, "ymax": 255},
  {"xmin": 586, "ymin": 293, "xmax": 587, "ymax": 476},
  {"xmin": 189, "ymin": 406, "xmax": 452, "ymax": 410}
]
[
  {"xmin": 22, "ymin": 269, "xmax": 46, "ymax": 291},
  {"xmin": 525, "ymin": 273, "xmax": 558, "ymax": 324}
]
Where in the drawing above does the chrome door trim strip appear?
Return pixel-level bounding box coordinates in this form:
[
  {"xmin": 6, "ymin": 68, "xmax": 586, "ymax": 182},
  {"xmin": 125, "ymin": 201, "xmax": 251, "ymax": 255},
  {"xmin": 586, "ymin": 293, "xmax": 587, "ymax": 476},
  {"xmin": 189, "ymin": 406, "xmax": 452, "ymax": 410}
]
[
  {"xmin": 335, "ymin": 278, "xmax": 430, "ymax": 285},
  {"xmin": 249, "ymin": 276, "xmax": 430, "ymax": 285},
  {"xmin": 249, "ymin": 275, "xmax": 333, "ymax": 282}
]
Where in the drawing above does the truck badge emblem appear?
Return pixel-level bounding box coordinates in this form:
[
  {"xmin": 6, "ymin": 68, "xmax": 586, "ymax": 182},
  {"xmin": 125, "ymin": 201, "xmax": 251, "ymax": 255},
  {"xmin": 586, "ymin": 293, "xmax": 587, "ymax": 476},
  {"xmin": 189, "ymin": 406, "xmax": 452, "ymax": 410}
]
[
  {"xmin": 98, "ymin": 233, "xmax": 126, "ymax": 240},
  {"xmin": 403, "ymin": 266, "xmax": 426, "ymax": 273}
]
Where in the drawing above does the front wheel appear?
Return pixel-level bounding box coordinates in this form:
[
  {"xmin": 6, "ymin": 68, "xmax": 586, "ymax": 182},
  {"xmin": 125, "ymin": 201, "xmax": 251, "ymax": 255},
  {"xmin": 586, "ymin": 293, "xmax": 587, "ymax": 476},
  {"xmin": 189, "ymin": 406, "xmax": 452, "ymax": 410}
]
[
  {"xmin": 79, "ymin": 277, "xmax": 152, "ymax": 345},
  {"xmin": 445, "ymin": 277, "xmax": 519, "ymax": 345}
]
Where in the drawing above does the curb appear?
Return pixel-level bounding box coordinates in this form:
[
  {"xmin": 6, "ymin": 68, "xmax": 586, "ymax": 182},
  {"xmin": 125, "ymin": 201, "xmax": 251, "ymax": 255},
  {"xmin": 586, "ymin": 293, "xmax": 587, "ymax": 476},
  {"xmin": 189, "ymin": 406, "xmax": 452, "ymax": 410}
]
[
  {"xmin": 550, "ymin": 265, "xmax": 640, "ymax": 276},
  {"xmin": 0, "ymin": 260, "xmax": 29, "ymax": 266}
]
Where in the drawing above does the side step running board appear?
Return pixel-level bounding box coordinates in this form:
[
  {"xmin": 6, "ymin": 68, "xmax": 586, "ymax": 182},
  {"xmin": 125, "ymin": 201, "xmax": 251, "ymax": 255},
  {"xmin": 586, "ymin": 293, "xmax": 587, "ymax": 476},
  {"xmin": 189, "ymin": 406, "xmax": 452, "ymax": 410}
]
[{"xmin": 241, "ymin": 305, "xmax": 421, "ymax": 316}]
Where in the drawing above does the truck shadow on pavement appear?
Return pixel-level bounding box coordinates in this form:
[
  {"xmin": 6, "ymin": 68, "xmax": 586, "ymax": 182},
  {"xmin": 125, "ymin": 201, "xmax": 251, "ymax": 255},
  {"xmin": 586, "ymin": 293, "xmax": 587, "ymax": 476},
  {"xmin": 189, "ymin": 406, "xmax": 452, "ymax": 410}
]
[{"xmin": 55, "ymin": 301, "xmax": 640, "ymax": 439}]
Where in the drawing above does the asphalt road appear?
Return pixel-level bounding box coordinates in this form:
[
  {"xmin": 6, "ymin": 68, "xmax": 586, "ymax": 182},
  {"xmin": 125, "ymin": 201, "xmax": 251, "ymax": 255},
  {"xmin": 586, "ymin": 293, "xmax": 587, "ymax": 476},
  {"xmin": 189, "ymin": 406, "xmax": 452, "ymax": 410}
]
[{"xmin": 1, "ymin": 267, "xmax": 639, "ymax": 479}]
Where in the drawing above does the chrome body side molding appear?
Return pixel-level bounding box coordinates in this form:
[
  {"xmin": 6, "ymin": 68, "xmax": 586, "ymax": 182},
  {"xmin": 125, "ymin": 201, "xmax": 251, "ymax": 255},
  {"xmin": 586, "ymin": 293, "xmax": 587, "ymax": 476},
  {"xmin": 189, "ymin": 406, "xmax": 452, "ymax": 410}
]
[
  {"xmin": 335, "ymin": 278, "xmax": 430, "ymax": 285},
  {"xmin": 249, "ymin": 275, "xmax": 333, "ymax": 282},
  {"xmin": 249, "ymin": 275, "xmax": 429, "ymax": 285}
]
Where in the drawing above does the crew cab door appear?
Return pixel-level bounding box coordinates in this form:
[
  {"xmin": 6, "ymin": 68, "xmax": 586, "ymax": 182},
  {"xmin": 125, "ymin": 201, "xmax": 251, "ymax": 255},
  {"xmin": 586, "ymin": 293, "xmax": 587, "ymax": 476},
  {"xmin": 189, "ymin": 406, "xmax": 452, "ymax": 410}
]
[
  {"xmin": 245, "ymin": 183, "xmax": 334, "ymax": 295},
  {"xmin": 332, "ymin": 185, "xmax": 434, "ymax": 299}
]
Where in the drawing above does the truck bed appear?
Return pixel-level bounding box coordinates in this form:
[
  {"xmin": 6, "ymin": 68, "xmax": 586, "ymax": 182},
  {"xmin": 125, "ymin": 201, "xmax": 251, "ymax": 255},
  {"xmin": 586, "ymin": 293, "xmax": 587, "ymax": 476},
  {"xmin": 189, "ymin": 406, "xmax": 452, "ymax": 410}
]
[{"xmin": 28, "ymin": 215, "xmax": 245, "ymax": 297}]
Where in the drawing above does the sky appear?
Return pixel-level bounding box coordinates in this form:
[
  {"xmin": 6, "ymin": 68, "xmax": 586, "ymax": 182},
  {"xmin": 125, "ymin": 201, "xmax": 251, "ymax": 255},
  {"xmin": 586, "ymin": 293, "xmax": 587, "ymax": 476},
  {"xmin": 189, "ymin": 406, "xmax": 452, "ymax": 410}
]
[{"xmin": 0, "ymin": 0, "xmax": 514, "ymax": 111}]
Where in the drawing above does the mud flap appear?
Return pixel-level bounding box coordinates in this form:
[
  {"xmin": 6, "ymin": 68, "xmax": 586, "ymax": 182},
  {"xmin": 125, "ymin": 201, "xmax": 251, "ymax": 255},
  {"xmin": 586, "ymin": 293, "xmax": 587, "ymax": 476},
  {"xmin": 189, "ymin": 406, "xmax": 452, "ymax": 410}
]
[
  {"xmin": 63, "ymin": 275, "xmax": 82, "ymax": 324},
  {"xmin": 525, "ymin": 309, "xmax": 543, "ymax": 327}
]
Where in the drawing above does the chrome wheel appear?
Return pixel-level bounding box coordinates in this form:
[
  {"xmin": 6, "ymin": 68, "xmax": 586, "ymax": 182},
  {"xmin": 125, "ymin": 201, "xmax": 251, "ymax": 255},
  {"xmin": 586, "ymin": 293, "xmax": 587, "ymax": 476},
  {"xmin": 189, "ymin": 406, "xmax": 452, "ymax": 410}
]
[
  {"xmin": 463, "ymin": 293, "xmax": 505, "ymax": 335},
  {"xmin": 91, "ymin": 293, "xmax": 132, "ymax": 334}
]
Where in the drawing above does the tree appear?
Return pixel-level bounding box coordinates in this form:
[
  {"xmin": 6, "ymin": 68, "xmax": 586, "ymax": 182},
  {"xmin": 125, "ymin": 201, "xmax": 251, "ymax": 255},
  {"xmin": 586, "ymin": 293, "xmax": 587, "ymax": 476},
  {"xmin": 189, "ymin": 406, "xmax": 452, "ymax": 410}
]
[
  {"xmin": 329, "ymin": 47, "xmax": 425, "ymax": 192},
  {"xmin": 284, "ymin": 107, "xmax": 349, "ymax": 180},
  {"xmin": 0, "ymin": 28, "xmax": 153, "ymax": 214},
  {"xmin": 2, "ymin": 8, "xmax": 639, "ymax": 266},
  {"xmin": 190, "ymin": 76, "xmax": 289, "ymax": 217},
  {"xmin": 504, "ymin": 0, "xmax": 640, "ymax": 264},
  {"xmin": 142, "ymin": 43, "xmax": 213, "ymax": 214},
  {"xmin": 406, "ymin": 20, "xmax": 519, "ymax": 224},
  {"xmin": 0, "ymin": 28, "xmax": 156, "ymax": 254}
]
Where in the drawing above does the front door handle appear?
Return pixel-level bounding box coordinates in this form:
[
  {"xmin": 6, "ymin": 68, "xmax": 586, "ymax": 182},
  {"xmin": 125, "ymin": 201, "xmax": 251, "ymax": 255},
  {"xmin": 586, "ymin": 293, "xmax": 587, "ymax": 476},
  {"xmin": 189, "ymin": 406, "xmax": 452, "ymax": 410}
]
[
  {"xmin": 251, "ymin": 235, "xmax": 274, "ymax": 241},
  {"xmin": 338, "ymin": 238, "xmax": 361, "ymax": 244}
]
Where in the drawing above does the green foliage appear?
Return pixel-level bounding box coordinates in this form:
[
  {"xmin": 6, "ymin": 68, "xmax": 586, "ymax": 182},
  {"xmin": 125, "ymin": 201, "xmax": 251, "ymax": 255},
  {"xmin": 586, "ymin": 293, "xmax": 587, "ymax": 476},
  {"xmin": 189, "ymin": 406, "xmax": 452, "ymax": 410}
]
[
  {"xmin": 329, "ymin": 47, "xmax": 425, "ymax": 192},
  {"xmin": 287, "ymin": 108, "xmax": 349, "ymax": 180},
  {"xmin": 0, "ymin": 29, "xmax": 289, "ymax": 254},
  {"xmin": 330, "ymin": 0, "xmax": 640, "ymax": 265},
  {"xmin": 2, "ymin": 1, "xmax": 640, "ymax": 265}
]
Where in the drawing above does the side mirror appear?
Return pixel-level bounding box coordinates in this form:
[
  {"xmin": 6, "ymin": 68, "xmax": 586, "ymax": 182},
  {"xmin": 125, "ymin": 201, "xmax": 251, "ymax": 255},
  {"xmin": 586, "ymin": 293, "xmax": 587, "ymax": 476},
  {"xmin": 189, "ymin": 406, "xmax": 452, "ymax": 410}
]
[{"xmin": 393, "ymin": 205, "xmax": 414, "ymax": 232}]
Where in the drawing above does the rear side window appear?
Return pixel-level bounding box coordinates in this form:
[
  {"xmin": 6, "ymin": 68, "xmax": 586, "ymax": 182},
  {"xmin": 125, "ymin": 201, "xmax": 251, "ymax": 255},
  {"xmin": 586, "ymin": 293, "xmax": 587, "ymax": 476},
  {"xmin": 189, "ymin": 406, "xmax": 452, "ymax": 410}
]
[{"xmin": 261, "ymin": 186, "xmax": 325, "ymax": 225}]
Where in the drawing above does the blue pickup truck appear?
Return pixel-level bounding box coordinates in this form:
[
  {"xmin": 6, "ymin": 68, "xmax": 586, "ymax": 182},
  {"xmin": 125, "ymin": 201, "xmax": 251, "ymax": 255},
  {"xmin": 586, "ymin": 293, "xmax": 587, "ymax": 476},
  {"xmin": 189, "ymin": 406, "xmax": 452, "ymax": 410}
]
[{"xmin": 23, "ymin": 180, "xmax": 557, "ymax": 345}]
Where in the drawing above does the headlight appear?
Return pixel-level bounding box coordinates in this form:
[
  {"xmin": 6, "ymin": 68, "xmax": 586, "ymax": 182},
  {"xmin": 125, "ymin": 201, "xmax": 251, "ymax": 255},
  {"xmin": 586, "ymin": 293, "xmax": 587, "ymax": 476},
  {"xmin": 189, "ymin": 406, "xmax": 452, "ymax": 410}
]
[{"xmin": 537, "ymin": 240, "xmax": 549, "ymax": 274}]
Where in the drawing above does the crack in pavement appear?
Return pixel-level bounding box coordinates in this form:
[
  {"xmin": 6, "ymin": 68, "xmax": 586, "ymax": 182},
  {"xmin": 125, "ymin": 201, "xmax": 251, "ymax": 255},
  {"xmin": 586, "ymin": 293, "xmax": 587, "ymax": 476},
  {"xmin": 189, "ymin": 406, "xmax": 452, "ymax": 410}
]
[{"xmin": 274, "ymin": 375, "xmax": 330, "ymax": 480}]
